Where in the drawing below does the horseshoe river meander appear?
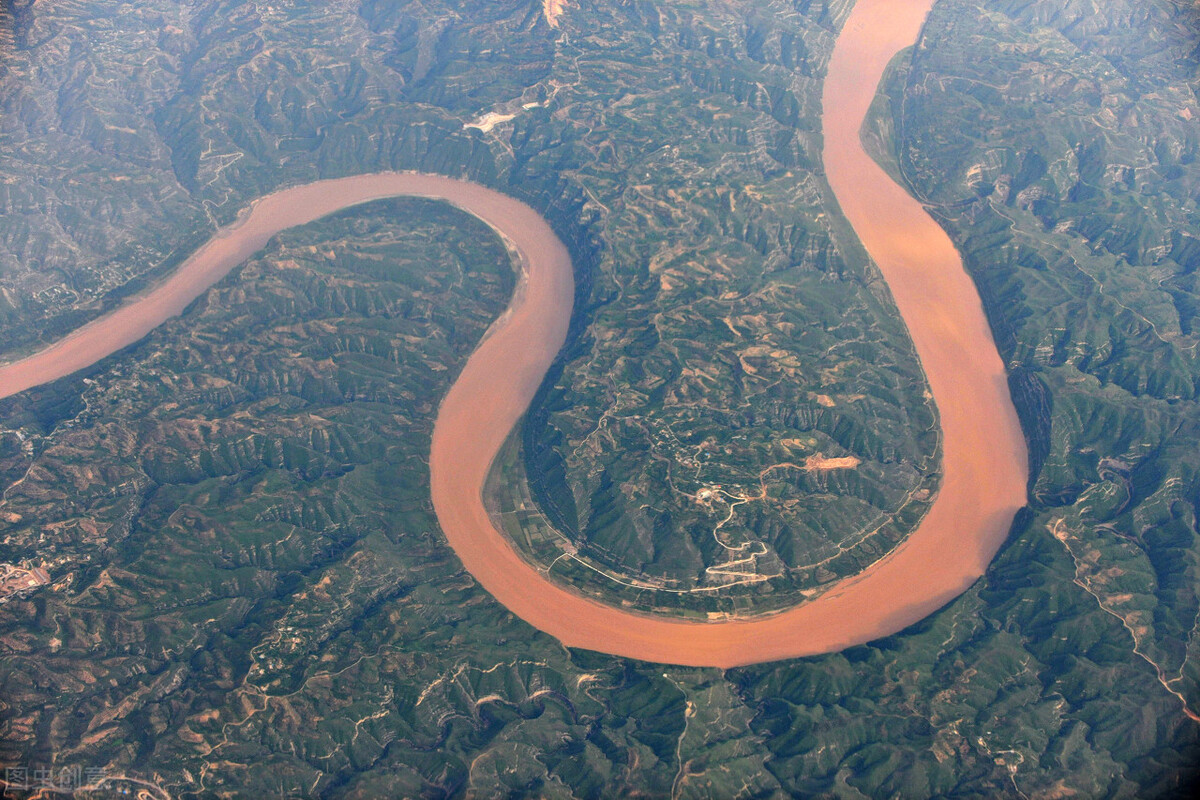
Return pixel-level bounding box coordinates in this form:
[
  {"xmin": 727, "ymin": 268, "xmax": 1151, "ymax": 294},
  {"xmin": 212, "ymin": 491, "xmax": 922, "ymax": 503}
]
[{"xmin": 0, "ymin": 0, "xmax": 1027, "ymax": 667}]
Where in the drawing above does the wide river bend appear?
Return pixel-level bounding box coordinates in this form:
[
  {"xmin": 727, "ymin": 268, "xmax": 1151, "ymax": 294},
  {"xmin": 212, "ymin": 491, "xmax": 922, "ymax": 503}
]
[{"xmin": 0, "ymin": 0, "xmax": 1026, "ymax": 667}]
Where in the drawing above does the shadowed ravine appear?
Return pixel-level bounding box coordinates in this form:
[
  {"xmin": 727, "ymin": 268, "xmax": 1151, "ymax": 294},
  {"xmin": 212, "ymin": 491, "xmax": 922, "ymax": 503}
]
[{"xmin": 0, "ymin": 0, "xmax": 1026, "ymax": 667}]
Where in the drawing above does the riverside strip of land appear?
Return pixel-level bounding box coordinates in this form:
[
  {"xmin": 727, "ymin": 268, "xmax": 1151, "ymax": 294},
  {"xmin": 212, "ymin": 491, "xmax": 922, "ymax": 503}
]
[{"xmin": 0, "ymin": 0, "xmax": 1027, "ymax": 668}]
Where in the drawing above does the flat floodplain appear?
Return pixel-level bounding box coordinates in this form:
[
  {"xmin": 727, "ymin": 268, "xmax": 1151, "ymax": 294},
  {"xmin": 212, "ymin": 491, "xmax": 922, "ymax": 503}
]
[{"xmin": 0, "ymin": 0, "xmax": 1026, "ymax": 667}]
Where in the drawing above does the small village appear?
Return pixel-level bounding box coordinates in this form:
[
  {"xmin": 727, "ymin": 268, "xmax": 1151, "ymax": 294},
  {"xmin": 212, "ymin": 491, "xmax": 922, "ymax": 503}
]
[{"xmin": 0, "ymin": 562, "xmax": 51, "ymax": 604}]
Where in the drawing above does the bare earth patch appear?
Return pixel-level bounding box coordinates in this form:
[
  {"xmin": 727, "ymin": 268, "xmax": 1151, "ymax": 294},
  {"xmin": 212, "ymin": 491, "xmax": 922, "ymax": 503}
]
[
  {"xmin": 543, "ymin": 0, "xmax": 569, "ymax": 28},
  {"xmin": 804, "ymin": 453, "xmax": 861, "ymax": 471},
  {"xmin": 465, "ymin": 111, "xmax": 517, "ymax": 133}
]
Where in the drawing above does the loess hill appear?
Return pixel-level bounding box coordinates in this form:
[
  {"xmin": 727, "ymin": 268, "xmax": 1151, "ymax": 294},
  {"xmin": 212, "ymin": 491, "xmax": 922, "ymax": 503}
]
[{"xmin": 0, "ymin": 0, "xmax": 1198, "ymax": 797}]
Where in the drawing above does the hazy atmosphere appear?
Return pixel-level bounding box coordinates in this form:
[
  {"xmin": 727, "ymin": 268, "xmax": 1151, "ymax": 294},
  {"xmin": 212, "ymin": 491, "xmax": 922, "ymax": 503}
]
[{"xmin": 1, "ymin": 0, "xmax": 1199, "ymax": 797}]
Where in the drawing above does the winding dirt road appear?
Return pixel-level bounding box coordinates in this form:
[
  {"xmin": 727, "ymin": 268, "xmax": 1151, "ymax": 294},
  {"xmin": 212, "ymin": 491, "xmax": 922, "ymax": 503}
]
[{"xmin": 0, "ymin": 0, "xmax": 1026, "ymax": 667}]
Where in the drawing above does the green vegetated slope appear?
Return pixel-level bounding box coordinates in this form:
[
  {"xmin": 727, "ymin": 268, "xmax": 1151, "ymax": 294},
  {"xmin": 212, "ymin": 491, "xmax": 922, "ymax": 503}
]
[{"xmin": 0, "ymin": 0, "xmax": 1198, "ymax": 797}]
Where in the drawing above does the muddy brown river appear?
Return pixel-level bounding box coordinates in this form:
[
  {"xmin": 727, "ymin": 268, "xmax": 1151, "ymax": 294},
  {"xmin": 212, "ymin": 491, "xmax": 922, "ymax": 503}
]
[{"xmin": 0, "ymin": 0, "xmax": 1026, "ymax": 667}]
